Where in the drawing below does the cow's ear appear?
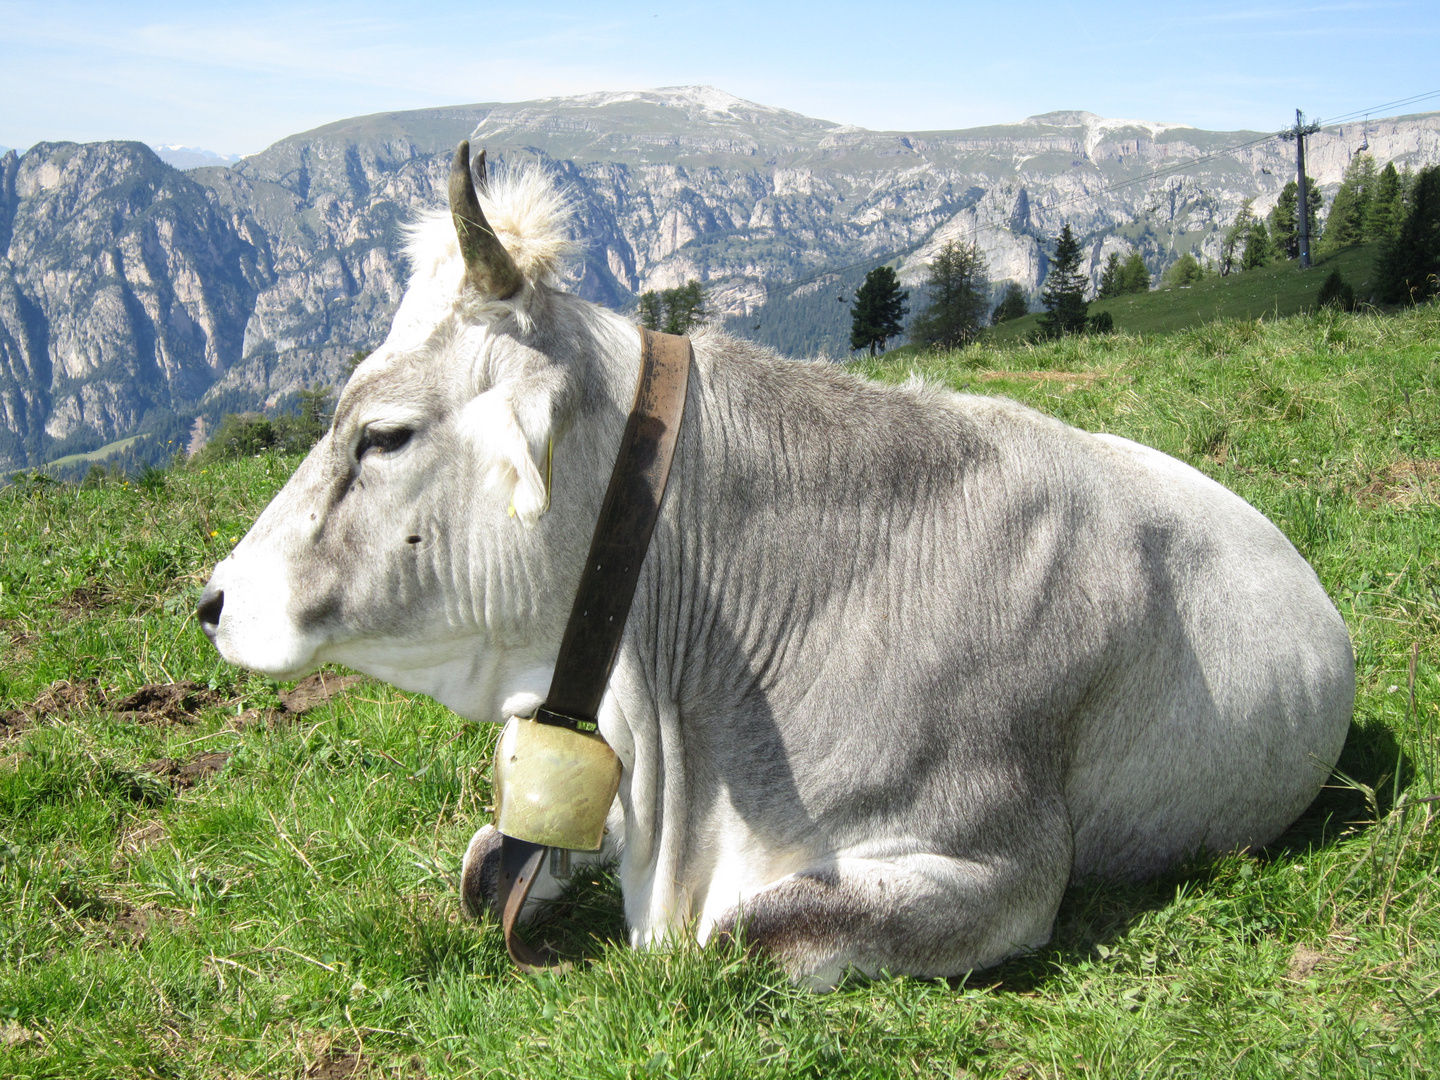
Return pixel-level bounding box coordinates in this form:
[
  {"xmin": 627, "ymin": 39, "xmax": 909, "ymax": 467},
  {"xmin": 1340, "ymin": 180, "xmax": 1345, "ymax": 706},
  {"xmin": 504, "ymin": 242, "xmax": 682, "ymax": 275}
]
[{"xmin": 459, "ymin": 388, "xmax": 551, "ymax": 525}]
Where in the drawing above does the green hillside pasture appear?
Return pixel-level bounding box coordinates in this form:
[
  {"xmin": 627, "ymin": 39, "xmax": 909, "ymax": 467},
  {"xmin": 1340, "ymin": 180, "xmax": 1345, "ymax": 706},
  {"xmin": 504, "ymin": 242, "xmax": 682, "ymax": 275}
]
[
  {"xmin": 2, "ymin": 305, "xmax": 1438, "ymax": 1078},
  {"xmin": 42, "ymin": 435, "xmax": 148, "ymax": 470},
  {"xmin": 989, "ymin": 244, "xmax": 1384, "ymax": 344}
]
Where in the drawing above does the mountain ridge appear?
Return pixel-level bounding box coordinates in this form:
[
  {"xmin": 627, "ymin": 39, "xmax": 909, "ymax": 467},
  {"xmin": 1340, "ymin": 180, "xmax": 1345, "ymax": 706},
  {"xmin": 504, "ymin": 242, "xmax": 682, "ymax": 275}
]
[{"xmin": 2, "ymin": 87, "xmax": 1437, "ymax": 473}]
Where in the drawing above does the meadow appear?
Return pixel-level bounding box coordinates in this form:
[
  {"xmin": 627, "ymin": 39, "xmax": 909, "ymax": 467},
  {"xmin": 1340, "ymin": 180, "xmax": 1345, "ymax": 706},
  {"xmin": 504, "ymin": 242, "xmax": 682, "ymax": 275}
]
[
  {"xmin": 1, "ymin": 302, "xmax": 1438, "ymax": 1078},
  {"xmin": 984, "ymin": 244, "xmax": 1383, "ymax": 344}
]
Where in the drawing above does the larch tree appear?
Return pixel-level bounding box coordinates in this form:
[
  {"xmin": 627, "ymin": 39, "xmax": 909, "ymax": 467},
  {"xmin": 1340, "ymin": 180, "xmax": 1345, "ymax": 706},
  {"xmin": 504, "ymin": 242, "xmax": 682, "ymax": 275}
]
[
  {"xmin": 910, "ymin": 241, "xmax": 990, "ymax": 350},
  {"xmin": 1097, "ymin": 252, "xmax": 1126, "ymax": 299},
  {"xmin": 1242, "ymin": 216, "xmax": 1273, "ymax": 270},
  {"xmin": 1119, "ymin": 251, "xmax": 1150, "ymax": 294}
]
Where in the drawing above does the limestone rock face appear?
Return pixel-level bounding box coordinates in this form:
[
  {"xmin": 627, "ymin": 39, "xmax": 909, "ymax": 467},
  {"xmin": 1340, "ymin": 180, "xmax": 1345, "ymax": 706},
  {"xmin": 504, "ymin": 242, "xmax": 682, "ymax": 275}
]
[
  {"xmin": 2, "ymin": 89, "xmax": 1438, "ymax": 471},
  {"xmin": 0, "ymin": 142, "xmax": 266, "ymax": 470}
]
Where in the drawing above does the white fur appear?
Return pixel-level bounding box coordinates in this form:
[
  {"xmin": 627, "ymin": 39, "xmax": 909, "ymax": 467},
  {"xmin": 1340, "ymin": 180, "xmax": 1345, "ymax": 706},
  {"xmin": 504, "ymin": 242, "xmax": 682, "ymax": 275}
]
[
  {"xmin": 206, "ymin": 546, "xmax": 319, "ymax": 678},
  {"xmin": 457, "ymin": 388, "xmax": 550, "ymax": 525}
]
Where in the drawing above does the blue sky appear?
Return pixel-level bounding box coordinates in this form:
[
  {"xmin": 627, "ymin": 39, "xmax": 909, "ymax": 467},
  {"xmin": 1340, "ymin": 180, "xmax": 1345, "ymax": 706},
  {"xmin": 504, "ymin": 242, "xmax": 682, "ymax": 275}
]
[{"xmin": 1, "ymin": 0, "xmax": 1436, "ymax": 155}]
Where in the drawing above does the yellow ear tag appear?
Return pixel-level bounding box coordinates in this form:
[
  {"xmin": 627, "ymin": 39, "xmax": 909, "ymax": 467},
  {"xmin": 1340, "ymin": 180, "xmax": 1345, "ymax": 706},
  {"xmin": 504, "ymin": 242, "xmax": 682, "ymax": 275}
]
[{"xmin": 508, "ymin": 438, "xmax": 553, "ymax": 519}]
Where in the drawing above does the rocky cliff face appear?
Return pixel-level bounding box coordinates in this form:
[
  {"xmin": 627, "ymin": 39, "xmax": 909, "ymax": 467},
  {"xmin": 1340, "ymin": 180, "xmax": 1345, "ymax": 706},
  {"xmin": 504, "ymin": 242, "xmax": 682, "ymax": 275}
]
[
  {"xmin": 2, "ymin": 88, "xmax": 1437, "ymax": 472},
  {"xmin": 0, "ymin": 142, "xmax": 267, "ymax": 470}
]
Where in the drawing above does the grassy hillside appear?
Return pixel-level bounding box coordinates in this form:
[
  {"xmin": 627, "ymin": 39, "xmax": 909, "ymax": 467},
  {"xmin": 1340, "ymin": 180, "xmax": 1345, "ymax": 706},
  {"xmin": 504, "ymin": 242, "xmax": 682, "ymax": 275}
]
[
  {"xmin": 987, "ymin": 244, "xmax": 1384, "ymax": 344},
  {"xmin": 2, "ymin": 305, "xmax": 1438, "ymax": 1077}
]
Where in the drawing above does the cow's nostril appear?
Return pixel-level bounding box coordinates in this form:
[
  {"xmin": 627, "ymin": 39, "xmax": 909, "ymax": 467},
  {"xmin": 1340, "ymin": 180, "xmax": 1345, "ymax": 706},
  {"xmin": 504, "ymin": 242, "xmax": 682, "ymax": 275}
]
[{"xmin": 197, "ymin": 588, "xmax": 224, "ymax": 641}]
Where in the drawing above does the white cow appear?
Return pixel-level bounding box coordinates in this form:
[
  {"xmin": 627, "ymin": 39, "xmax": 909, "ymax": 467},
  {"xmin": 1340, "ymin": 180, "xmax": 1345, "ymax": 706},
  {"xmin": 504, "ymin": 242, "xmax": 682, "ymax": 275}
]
[{"xmin": 199, "ymin": 145, "xmax": 1354, "ymax": 988}]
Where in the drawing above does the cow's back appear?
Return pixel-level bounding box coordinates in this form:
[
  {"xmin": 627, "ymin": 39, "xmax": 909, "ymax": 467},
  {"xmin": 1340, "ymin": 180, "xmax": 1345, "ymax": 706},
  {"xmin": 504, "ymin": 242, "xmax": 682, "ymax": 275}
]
[{"xmin": 1058, "ymin": 432, "xmax": 1353, "ymax": 879}]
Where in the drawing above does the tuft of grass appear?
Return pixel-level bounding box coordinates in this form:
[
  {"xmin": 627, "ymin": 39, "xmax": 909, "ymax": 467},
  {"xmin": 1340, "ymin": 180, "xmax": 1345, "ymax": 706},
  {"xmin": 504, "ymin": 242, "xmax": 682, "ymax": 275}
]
[{"xmin": 2, "ymin": 304, "xmax": 1439, "ymax": 1077}]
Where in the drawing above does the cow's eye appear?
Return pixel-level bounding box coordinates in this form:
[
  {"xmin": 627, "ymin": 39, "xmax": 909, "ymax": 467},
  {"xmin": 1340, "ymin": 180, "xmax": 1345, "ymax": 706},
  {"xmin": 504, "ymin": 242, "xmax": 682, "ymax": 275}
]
[{"xmin": 356, "ymin": 426, "xmax": 413, "ymax": 458}]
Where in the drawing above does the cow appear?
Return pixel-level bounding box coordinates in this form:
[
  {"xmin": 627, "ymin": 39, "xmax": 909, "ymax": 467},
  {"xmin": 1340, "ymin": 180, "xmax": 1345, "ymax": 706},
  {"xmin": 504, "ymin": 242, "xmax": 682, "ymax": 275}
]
[{"xmin": 198, "ymin": 144, "xmax": 1354, "ymax": 989}]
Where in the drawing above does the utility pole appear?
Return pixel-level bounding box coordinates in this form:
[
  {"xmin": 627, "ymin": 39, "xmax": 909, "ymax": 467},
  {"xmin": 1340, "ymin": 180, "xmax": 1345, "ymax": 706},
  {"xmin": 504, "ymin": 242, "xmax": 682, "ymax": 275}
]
[{"xmin": 1280, "ymin": 109, "xmax": 1321, "ymax": 268}]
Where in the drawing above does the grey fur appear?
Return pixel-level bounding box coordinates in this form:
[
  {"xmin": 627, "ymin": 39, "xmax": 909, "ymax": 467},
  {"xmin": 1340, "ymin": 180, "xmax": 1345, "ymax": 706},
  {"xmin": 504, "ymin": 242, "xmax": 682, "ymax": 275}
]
[{"xmin": 201, "ymin": 240, "xmax": 1353, "ymax": 991}]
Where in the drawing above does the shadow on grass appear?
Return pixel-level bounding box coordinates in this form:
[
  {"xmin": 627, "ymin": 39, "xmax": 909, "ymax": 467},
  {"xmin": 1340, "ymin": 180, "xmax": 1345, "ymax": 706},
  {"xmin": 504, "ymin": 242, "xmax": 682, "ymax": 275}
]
[{"xmin": 954, "ymin": 717, "xmax": 1408, "ymax": 995}]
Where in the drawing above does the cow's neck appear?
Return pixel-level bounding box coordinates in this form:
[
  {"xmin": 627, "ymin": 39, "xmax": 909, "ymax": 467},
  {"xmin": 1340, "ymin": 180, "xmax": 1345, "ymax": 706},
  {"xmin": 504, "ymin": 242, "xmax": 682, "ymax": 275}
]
[{"xmin": 603, "ymin": 342, "xmax": 959, "ymax": 940}]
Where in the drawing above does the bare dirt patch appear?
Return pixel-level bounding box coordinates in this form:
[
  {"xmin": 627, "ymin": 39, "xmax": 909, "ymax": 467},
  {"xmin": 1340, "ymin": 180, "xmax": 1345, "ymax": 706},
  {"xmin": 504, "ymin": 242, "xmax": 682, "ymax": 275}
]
[
  {"xmin": 1287, "ymin": 944, "xmax": 1326, "ymax": 980},
  {"xmin": 141, "ymin": 751, "xmax": 231, "ymax": 789},
  {"xmin": 2, "ymin": 678, "xmax": 106, "ymax": 734},
  {"xmin": 1, "ymin": 1018, "xmax": 41, "ymax": 1048},
  {"xmin": 282, "ymin": 672, "xmax": 365, "ymax": 715},
  {"xmin": 1355, "ymin": 459, "xmax": 1440, "ymax": 507},
  {"xmin": 105, "ymin": 903, "xmax": 155, "ymax": 947},
  {"xmin": 234, "ymin": 671, "xmax": 366, "ymax": 729},
  {"xmin": 59, "ymin": 583, "xmax": 111, "ymax": 616},
  {"xmin": 112, "ymin": 681, "xmax": 223, "ymax": 724},
  {"xmin": 306, "ymin": 1051, "xmax": 370, "ymax": 1079}
]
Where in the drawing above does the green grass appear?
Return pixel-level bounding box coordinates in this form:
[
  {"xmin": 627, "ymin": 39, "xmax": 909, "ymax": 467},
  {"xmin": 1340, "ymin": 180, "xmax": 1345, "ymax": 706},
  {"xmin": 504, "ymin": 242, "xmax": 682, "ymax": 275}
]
[
  {"xmin": 3, "ymin": 305, "xmax": 1439, "ymax": 1077},
  {"xmin": 986, "ymin": 244, "xmax": 1384, "ymax": 344},
  {"xmin": 43, "ymin": 434, "xmax": 148, "ymax": 470}
]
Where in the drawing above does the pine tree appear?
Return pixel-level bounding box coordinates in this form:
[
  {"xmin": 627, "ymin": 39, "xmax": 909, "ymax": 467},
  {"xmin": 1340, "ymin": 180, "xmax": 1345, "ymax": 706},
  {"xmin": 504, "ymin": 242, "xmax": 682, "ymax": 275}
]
[
  {"xmin": 662, "ymin": 281, "xmax": 705, "ymax": 334},
  {"xmin": 1317, "ymin": 271, "xmax": 1355, "ymax": 311},
  {"xmin": 636, "ymin": 282, "xmax": 705, "ymax": 334},
  {"xmin": 1375, "ymin": 164, "xmax": 1440, "ymax": 304},
  {"xmin": 849, "ymin": 266, "xmax": 909, "ymax": 355},
  {"xmin": 1366, "ymin": 162, "xmax": 1405, "ymax": 242},
  {"xmin": 1038, "ymin": 224, "xmax": 1089, "ymax": 337},
  {"xmin": 636, "ymin": 291, "xmax": 663, "ymax": 330},
  {"xmin": 991, "ymin": 282, "xmax": 1029, "ymax": 324},
  {"xmin": 1321, "ymin": 153, "xmax": 1377, "ymax": 253},
  {"xmin": 910, "ymin": 241, "xmax": 990, "ymax": 350}
]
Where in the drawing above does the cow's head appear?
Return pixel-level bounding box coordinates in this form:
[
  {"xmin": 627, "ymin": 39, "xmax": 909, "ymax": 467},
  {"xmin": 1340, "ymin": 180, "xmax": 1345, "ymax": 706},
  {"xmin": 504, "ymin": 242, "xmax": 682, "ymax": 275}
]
[{"xmin": 198, "ymin": 143, "xmax": 633, "ymax": 721}]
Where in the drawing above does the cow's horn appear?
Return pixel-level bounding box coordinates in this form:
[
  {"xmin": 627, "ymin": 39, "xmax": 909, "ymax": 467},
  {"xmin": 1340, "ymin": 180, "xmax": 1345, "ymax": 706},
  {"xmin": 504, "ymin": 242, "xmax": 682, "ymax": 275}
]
[{"xmin": 449, "ymin": 141, "xmax": 523, "ymax": 301}]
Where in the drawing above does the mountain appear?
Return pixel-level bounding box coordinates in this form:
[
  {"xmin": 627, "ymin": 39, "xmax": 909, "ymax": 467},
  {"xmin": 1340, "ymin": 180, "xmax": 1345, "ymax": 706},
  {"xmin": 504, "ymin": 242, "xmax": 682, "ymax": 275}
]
[
  {"xmin": 153, "ymin": 146, "xmax": 243, "ymax": 170},
  {"xmin": 2, "ymin": 87, "xmax": 1438, "ymax": 474}
]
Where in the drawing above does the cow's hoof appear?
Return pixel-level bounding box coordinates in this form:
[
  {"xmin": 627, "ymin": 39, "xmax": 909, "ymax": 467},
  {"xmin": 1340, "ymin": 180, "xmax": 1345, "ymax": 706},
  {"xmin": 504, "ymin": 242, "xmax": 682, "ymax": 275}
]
[{"xmin": 460, "ymin": 824, "xmax": 504, "ymax": 920}]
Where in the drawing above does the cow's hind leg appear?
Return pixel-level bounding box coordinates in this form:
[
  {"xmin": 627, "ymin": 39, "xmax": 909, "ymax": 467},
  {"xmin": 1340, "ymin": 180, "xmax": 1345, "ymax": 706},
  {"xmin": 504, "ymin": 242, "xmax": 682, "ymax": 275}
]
[{"xmin": 708, "ymin": 853, "xmax": 1066, "ymax": 990}]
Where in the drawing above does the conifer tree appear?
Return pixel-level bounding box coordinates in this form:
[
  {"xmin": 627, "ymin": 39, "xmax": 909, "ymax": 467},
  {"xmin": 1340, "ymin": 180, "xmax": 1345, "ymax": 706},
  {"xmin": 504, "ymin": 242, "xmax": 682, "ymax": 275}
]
[
  {"xmin": 1161, "ymin": 252, "xmax": 1204, "ymax": 288},
  {"xmin": 1321, "ymin": 153, "xmax": 1377, "ymax": 253},
  {"xmin": 636, "ymin": 291, "xmax": 663, "ymax": 331},
  {"xmin": 849, "ymin": 266, "xmax": 909, "ymax": 355},
  {"xmin": 636, "ymin": 282, "xmax": 706, "ymax": 334},
  {"xmin": 1367, "ymin": 162, "xmax": 1405, "ymax": 242},
  {"xmin": 1242, "ymin": 216, "xmax": 1272, "ymax": 270},
  {"xmin": 910, "ymin": 241, "xmax": 990, "ymax": 349},
  {"xmin": 1221, "ymin": 201, "xmax": 1256, "ymax": 275},
  {"xmin": 1268, "ymin": 177, "xmax": 1321, "ymax": 259},
  {"xmin": 1038, "ymin": 224, "xmax": 1089, "ymax": 337},
  {"xmin": 662, "ymin": 281, "xmax": 706, "ymax": 334},
  {"xmin": 1375, "ymin": 164, "xmax": 1440, "ymax": 304},
  {"xmin": 1097, "ymin": 252, "xmax": 1126, "ymax": 299},
  {"xmin": 1119, "ymin": 251, "xmax": 1150, "ymax": 294},
  {"xmin": 991, "ymin": 282, "xmax": 1029, "ymax": 324}
]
